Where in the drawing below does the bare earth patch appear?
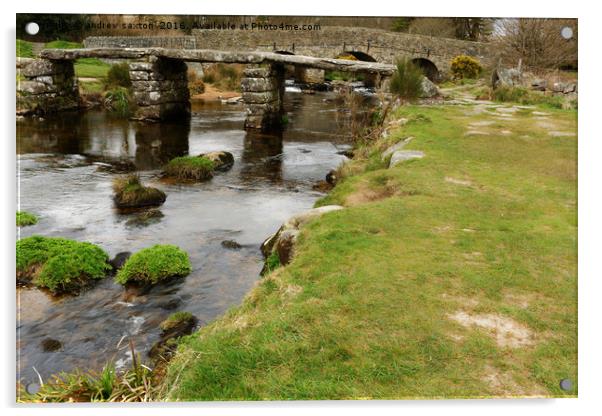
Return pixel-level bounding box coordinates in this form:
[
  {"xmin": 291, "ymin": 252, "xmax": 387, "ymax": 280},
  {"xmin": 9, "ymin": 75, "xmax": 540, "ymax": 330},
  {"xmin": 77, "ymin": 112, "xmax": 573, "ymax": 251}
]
[
  {"xmin": 345, "ymin": 184, "xmax": 396, "ymax": 206},
  {"xmin": 482, "ymin": 364, "xmax": 547, "ymax": 397},
  {"xmin": 448, "ymin": 311, "xmax": 534, "ymax": 348},
  {"xmin": 445, "ymin": 176, "xmax": 473, "ymax": 186}
]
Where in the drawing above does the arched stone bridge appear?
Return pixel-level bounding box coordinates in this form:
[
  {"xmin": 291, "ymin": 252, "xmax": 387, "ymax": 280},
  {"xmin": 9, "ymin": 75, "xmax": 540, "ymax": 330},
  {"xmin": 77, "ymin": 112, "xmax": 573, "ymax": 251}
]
[
  {"xmin": 84, "ymin": 26, "xmax": 497, "ymax": 82},
  {"xmin": 25, "ymin": 47, "xmax": 396, "ymax": 130}
]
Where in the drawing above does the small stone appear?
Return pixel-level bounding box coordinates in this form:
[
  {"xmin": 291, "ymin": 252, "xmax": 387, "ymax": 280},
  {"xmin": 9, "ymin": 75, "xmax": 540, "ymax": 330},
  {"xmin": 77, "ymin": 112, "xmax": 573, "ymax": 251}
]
[
  {"xmin": 109, "ymin": 252, "xmax": 132, "ymax": 272},
  {"xmin": 221, "ymin": 240, "xmax": 242, "ymax": 249},
  {"xmin": 389, "ymin": 150, "xmax": 425, "ymax": 168},
  {"xmin": 41, "ymin": 338, "xmax": 62, "ymax": 352}
]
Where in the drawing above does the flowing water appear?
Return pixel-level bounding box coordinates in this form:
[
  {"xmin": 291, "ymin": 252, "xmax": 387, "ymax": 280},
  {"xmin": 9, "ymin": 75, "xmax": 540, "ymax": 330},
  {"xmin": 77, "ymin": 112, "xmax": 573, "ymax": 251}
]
[{"xmin": 16, "ymin": 90, "xmax": 366, "ymax": 385}]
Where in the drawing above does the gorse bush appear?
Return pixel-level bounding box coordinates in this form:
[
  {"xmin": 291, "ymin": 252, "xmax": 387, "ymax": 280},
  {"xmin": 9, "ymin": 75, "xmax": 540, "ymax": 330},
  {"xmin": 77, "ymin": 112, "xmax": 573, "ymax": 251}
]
[
  {"xmin": 17, "ymin": 211, "xmax": 38, "ymax": 226},
  {"xmin": 450, "ymin": 55, "xmax": 482, "ymax": 79},
  {"xmin": 164, "ymin": 156, "xmax": 214, "ymax": 181},
  {"xmin": 16, "ymin": 236, "xmax": 110, "ymax": 294},
  {"xmin": 107, "ymin": 63, "xmax": 131, "ymax": 88},
  {"xmin": 389, "ymin": 58, "xmax": 424, "ymax": 100},
  {"xmin": 115, "ymin": 244, "xmax": 192, "ymax": 285}
]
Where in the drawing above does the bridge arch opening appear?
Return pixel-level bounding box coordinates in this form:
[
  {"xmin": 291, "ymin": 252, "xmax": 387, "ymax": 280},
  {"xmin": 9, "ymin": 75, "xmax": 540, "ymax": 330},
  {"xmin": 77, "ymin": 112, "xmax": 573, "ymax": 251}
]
[
  {"xmin": 411, "ymin": 58, "xmax": 440, "ymax": 83},
  {"xmin": 337, "ymin": 51, "xmax": 377, "ymax": 62}
]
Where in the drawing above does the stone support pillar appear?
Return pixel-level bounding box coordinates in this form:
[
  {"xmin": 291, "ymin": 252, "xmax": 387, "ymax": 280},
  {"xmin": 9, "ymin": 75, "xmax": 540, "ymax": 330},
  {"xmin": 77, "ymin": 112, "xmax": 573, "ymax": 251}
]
[{"xmin": 242, "ymin": 64, "xmax": 285, "ymax": 131}]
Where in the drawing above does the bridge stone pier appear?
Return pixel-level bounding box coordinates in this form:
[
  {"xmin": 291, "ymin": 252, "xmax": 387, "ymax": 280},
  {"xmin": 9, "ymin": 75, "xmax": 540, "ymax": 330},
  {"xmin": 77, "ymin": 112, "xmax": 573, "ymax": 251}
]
[
  {"xmin": 129, "ymin": 57, "xmax": 190, "ymax": 121},
  {"xmin": 29, "ymin": 48, "xmax": 396, "ymax": 131}
]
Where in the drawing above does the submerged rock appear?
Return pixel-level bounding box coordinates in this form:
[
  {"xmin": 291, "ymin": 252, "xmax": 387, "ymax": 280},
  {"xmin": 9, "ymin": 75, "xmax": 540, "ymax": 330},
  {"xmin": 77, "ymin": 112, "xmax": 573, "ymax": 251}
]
[
  {"xmin": 221, "ymin": 240, "xmax": 242, "ymax": 249},
  {"xmin": 109, "ymin": 252, "xmax": 132, "ymax": 272},
  {"xmin": 41, "ymin": 338, "xmax": 62, "ymax": 352}
]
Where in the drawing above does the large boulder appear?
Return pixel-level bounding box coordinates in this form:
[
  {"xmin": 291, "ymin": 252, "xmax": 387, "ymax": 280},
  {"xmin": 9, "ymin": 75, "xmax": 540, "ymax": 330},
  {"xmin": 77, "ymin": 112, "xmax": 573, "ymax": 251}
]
[
  {"xmin": 420, "ymin": 77, "xmax": 440, "ymax": 98},
  {"xmin": 492, "ymin": 68, "xmax": 522, "ymax": 89},
  {"xmin": 389, "ymin": 150, "xmax": 425, "ymax": 168},
  {"xmin": 382, "ymin": 137, "xmax": 414, "ymax": 161}
]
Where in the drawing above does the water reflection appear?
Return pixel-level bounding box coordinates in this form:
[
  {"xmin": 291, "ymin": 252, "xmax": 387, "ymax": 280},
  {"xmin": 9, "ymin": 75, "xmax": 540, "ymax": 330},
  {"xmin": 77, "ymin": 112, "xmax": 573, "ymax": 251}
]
[{"xmin": 240, "ymin": 131, "xmax": 284, "ymax": 184}]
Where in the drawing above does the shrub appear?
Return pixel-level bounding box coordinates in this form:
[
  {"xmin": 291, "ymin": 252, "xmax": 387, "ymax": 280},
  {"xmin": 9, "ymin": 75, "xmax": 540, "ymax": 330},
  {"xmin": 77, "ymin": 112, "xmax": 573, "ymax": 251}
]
[
  {"xmin": 16, "ymin": 236, "xmax": 110, "ymax": 294},
  {"xmin": 115, "ymin": 244, "xmax": 192, "ymax": 286},
  {"xmin": 17, "ymin": 211, "xmax": 38, "ymax": 227},
  {"xmin": 164, "ymin": 156, "xmax": 214, "ymax": 181},
  {"xmin": 389, "ymin": 58, "xmax": 424, "ymax": 100},
  {"xmin": 106, "ymin": 63, "xmax": 131, "ymax": 88},
  {"xmin": 450, "ymin": 55, "xmax": 482, "ymax": 79},
  {"xmin": 104, "ymin": 88, "xmax": 131, "ymax": 117},
  {"xmin": 112, "ymin": 174, "xmax": 166, "ymax": 208},
  {"xmin": 159, "ymin": 311, "xmax": 195, "ymax": 333},
  {"xmin": 187, "ymin": 70, "xmax": 206, "ymax": 95},
  {"xmin": 201, "ymin": 63, "xmax": 243, "ymax": 91}
]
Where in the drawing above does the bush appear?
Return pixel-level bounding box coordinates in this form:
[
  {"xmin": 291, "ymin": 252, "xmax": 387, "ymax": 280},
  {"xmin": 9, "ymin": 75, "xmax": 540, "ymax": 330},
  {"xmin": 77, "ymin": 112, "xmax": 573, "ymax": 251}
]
[
  {"xmin": 187, "ymin": 70, "xmax": 206, "ymax": 95},
  {"xmin": 389, "ymin": 58, "xmax": 424, "ymax": 100},
  {"xmin": 450, "ymin": 55, "xmax": 482, "ymax": 79},
  {"xmin": 16, "ymin": 236, "xmax": 110, "ymax": 294},
  {"xmin": 106, "ymin": 63, "xmax": 131, "ymax": 88},
  {"xmin": 115, "ymin": 245, "xmax": 192, "ymax": 285},
  {"xmin": 163, "ymin": 156, "xmax": 214, "ymax": 181},
  {"xmin": 201, "ymin": 63, "xmax": 243, "ymax": 91},
  {"xmin": 17, "ymin": 211, "xmax": 38, "ymax": 227},
  {"xmin": 492, "ymin": 86, "xmax": 565, "ymax": 109},
  {"xmin": 104, "ymin": 88, "xmax": 131, "ymax": 117},
  {"xmin": 112, "ymin": 174, "xmax": 166, "ymax": 208}
]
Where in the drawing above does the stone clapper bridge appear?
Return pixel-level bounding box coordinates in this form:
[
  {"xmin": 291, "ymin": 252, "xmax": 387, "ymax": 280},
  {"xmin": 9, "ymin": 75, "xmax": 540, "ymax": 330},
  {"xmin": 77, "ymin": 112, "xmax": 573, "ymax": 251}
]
[{"xmin": 29, "ymin": 48, "xmax": 397, "ymax": 131}]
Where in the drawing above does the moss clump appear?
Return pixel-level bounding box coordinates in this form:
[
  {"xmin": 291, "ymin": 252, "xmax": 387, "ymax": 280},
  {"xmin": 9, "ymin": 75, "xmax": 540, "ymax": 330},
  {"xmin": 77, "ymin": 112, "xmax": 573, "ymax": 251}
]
[
  {"xmin": 159, "ymin": 311, "xmax": 196, "ymax": 333},
  {"xmin": 16, "ymin": 236, "xmax": 110, "ymax": 294},
  {"xmin": 112, "ymin": 174, "xmax": 166, "ymax": 209},
  {"xmin": 115, "ymin": 245, "xmax": 192, "ymax": 286},
  {"xmin": 17, "ymin": 211, "xmax": 38, "ymax": 227},
  {"xmin": 163, "ymin": 156, "xmax": 214, "ymax": 181}
]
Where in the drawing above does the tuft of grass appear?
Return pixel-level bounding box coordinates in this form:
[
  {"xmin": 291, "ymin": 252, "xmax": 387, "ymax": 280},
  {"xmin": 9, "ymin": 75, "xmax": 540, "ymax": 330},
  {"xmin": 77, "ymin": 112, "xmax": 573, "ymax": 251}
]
[
  {"xmin": 16, "ymin": 236, "xmax": 110, "ymax": 294},
  {"xmin": 17, "ymin": 211, "xmax": 38, "ymax": 227},
  {"xmin": 18, "ymin": 361, "xmax": 156, "ymax": 402},
  {"xmin": 115, "ymin": 244, "xmax": 192, "ymax": 286},
  {"xmin": 106, "ymin": 63, "xmax": 131, "ymax": 88},
  {"xmin": 389, "ymin": 58, "xmax": 424, "ymax": 101},
  {"xmin": 160, "ymin": 311, "xmax": 195, "ymax": 333},
  {"xmin": 201, "ymin": 63, "xmax": 244, "ymax": 92},
  {"xmin": 162, "ymin": 103, "xmax": 576, "ymax": 400},
  {"xmin": 16, "ymin": 39, "xmax": 34, "ymax": 58},
  {"xmin": 163, "ymin": 156, "xmax": 214, "ymax": 181},
  {"xmin": 104, "ymin": 87, "xmax": 131, "ymax": 116},
  {"xmin": 492, "ymin": 86, "xmax": 565, "ymax": 109},
  {"xmin": 112, "ymin": 174, "xmax": 166, "ymax": 208}
]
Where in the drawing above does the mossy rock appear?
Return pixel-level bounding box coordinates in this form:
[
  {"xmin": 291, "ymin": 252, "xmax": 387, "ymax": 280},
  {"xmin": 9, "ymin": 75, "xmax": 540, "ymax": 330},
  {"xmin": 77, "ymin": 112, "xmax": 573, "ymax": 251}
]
[
  {"xmin": 163, "ymin": 156, "xmax": 214, "ymax": 181},
  {"xmin": 17, "ymin": 211, "xmax": 38, "ymax": 227},
  {"xmin": 112, "ymin": 174, "xmax": 166, "ymax": 209},
  {"xmin": 16, "ymin": 236, "xmax": 111, "ymax": 294},
  {"xmin": 150, "ymin": 311, "xmax": 198, "ymax": 361},
  {"xmin": 198, "ymin": 151, "xmax": 234, "ymax": 172},
  {"xmin": 115, "ymin": 244, "xmax": 192, "ymax": 286}
]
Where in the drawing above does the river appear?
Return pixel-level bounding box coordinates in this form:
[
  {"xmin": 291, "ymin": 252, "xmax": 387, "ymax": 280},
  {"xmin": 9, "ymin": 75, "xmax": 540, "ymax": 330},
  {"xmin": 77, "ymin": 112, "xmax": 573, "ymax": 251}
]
[{"xmin": 16, "ymin": 90, "xmax": 366, "ymax": 385}]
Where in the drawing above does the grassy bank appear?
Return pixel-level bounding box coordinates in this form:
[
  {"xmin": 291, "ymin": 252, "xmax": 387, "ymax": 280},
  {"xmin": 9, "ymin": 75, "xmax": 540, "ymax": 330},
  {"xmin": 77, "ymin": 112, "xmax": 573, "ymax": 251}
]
[{"xmin": 161, "ymin": 102, "xmax": 577, "ymax": 400}]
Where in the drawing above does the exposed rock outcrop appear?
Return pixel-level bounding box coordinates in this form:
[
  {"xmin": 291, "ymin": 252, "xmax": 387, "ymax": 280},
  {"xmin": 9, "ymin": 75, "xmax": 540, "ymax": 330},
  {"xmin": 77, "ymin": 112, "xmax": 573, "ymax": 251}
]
[{"xmin": 198, "ymin": 151, "xmax": 235, "ymax": 172}]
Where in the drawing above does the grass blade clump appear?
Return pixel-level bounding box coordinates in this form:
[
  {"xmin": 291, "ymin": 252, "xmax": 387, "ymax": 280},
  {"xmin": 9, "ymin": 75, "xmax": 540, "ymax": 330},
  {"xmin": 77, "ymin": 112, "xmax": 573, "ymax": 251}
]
[
  {"xmin": 112, "ymin": 174, "xmax": 166, "ymax": 208},
  {"xmin": 163, "ymin": 156, "xmax": 214, "ymax": 181},
  {"xmin": 115, "ymin": 244, "xmax": 192, "ymax": 286},
  {"xmin": 16, "ymin": 236, "xmax": 110, "ymax": 294},
  {"xmin": 17, "ymin": 211, "xmax": 38, "ymax": 226},
  {"xmin": 389, "ymin": 58, "xmax": 424, "ymax": 101}
]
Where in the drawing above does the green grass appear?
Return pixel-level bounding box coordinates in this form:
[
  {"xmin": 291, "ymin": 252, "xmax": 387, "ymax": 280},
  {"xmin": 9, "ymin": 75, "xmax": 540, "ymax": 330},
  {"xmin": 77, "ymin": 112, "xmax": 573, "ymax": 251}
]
[
  {"xmin": 492, "ymin": 86, "xmax": 566, "ymax": 109},
  {"xmin": 16, "ymin": 39, "xmax": 34, "ymax": 58},
  {"xmin": 164, "ymin": 156, "xmax": 214, "ymax": 181},
  {"xmin": 16, "ymin": 236, "xmax": 110, "ymax": 294},
  {"xmin": 74, "ymin": 58, "xmax": 111, "ymax": 79},
  {"xmin": 16, "ymin": 211, "xmax": 38, "ymax": 226},
  {"xmin": 115, "ymin": 244, "xmax": 192, "ymax": 286},
  {"xmin": 45, "ymin": 40, "xmax": 84, "ymax": 49},
  {"xmin": 162, "ymin": 103, "xmax": 576, "ymax": 400}
]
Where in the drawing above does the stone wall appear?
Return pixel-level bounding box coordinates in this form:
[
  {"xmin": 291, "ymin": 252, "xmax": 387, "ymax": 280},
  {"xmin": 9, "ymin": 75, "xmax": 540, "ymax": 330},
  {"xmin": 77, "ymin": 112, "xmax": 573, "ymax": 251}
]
[
  {"xmin": 241, "ymin": 64, "xmax": 285, "ymax": 131},
  {"xmin": 84, "ymin": 27, "xmax": 498, "ymax": 74},
  {"xmin": 129, "ymin": 57, "xmax": 191, "ymax": 121},
  {"xmin": 17, "ymin": 59, "xmax": 80, "ymax": 116}
]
